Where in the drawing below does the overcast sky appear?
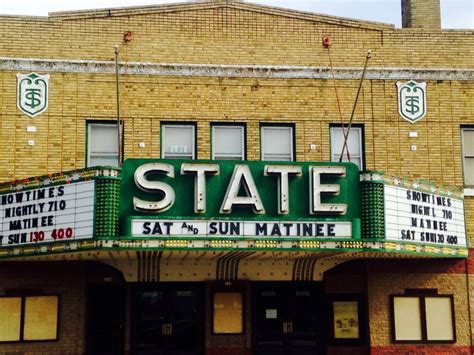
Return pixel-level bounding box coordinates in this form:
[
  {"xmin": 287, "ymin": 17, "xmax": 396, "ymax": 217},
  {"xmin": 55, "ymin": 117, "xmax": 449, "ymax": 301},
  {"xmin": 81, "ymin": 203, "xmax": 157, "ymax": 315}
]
[{"xmin": 0, "ymin": 0, "xmax": 472, "ymax": 29}]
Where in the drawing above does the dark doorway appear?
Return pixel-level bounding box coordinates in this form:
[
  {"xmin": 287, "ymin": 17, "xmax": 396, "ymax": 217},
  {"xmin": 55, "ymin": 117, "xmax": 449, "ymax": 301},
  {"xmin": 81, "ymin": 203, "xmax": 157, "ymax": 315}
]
[
  {"xmin": 132, "ymin": 283, "xmax": 205, "ymax": 355},
  {"xmin": 252, "ymin": 282, "xmax": 326, "ymax": 355},
  {"xmin": 86, "ymin": 283, "xmax": 126, "ymax": 355}
]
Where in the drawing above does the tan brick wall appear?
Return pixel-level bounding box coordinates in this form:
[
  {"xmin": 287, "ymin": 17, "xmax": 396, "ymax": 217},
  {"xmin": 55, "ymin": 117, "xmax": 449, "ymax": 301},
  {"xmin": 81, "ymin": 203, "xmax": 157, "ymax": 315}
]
[
  {"xmin": 1, "ymin": 73, "xmax": 473, "ymax": 185},
  {"xmin": 0, "ymin": 3, "xmax": 472, "ymax": 67},
  {"xmin": 368, "ymin": 270, "xmax": 471, "ymax": 347},
  {"xmin": 402, "ymin": 0, "xmax": 441, "ymax": 28},
  {"xmin": 0, "ymin": 3, "xmax": 473, "ymax": 180},
  {"xmin": 0, "ymin": 262, "xmax": 86, "ymax": 354}
]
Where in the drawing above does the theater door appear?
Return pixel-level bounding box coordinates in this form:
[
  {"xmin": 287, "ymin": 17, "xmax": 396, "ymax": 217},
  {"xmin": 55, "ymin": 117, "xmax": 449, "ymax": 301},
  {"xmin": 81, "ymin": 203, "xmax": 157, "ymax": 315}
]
[
  {"xmin": 131, "ymin": 283, "xmax": 205, "ymax": 355},
  {"xmin": 252, "ymin": 282, "xmax": 326, "ymax": 355}
]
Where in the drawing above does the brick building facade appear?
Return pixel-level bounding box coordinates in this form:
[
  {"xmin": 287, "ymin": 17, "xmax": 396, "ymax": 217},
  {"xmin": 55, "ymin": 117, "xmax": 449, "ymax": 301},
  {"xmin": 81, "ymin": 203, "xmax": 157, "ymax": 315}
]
[{"xmin": 0, "ymin": 0, "xmax": 473, "ymax": 354}]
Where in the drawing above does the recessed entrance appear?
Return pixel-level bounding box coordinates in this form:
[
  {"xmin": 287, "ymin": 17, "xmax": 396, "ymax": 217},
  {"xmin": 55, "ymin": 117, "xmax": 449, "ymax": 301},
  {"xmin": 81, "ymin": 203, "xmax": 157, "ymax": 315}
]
[
  {"xmin": 131, "ymin": 283, "xmax": 205, "ymax": 355},
  {"xmin": 252, "ymin": 282, "xmax": 325, "ymax": 355}
]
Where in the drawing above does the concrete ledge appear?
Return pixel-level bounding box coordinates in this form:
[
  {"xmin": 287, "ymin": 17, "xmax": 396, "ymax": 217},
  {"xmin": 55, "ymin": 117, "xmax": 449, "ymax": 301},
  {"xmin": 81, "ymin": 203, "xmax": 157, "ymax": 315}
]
[{"xmin": 1, "ymin": 57, "xmax": 473, "ymax": 81}]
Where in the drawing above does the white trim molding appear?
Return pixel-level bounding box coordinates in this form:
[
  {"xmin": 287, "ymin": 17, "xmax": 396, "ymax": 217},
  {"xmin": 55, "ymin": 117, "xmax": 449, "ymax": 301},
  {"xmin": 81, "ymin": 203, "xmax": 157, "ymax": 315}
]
[{"xmin": 1, "ymin": 57, "xmax": 474, "ymax": 81}]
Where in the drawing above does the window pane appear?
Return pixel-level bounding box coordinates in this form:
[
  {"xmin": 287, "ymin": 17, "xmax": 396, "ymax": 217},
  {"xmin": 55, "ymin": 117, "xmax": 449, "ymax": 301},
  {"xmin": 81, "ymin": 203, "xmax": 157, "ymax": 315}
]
[
  {"xmin": 464, "ymin": 158, "xmax": 474, "ymax": 186},
  {"xmin": 90, "ymin": 124, "xmax": 118, "ymax": 153},
  {"xmin": 393, "ymin": 297, "xmax": 422, "ymax": 341},
  {"xmin": 262, "ymin": 126, "xmax": 293, "ymax": 161},
  {"xmin": 90, "ymin": 155, "xmax": 120, "ymax": 167},
  {"xmin": 0, "ymin": 297, "xmax": 21, "ymax": 342},
  {"xmin": 213, "ymin": 126, "xmax": 244, "ymax": 159},
  {"xmin": 162, "ymin": 125, "xmax": 194, "ymax": 159},
  {"xmin": 23, "ymin": 296, "xmax": 59, "ymax": 341},
  {"xmin": 332, "ymin": 128, "xmax": 360, "ymax": 154},
  {"xmin": 213, "ymin": 293, "xmax": 243, "ymax": 334},
  {"xmin": 333, "ymin": 301, "xmax": 359, "ymax": 339},
  {"xmin": 425, "ymin": 297, "xmax": 454, "ymax": 341},
  {"xmin": 88, "ymin": 123, "xmax": 119, "ymax": 167},
  {"xmin": 462, "ymin": 130, "xmax": 474, "ymax": 155},
  {"xmin": 331, "ymin": 127, "xmax": 363, "ymax": 170}
]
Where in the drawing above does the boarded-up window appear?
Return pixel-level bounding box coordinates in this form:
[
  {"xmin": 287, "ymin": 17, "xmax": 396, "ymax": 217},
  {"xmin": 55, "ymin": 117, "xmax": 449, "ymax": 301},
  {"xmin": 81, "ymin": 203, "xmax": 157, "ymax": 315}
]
[
  {"xmin": 393, "ymin": 297, "xmax": 422, "ymax": 341},
  {"xmin": 0, "ymin": 297, "xmax": 22, "ymax": 342},
  {"xmin": 23, "ymin": 296, "xmax": 59, "ymax": 341},
  {"xmin": 425, "ymin": 297, "xmax": 454, "ymax": 341},
  {"xmin": 0, "ymin": 295, "xmax": 59, "ymax": 342},
  {"xmin": 391, "ymin": 293, "xmax": 455, "ymax": 343},
  {"xmin": 213, "ymin": 292, "xmax": 243, "ymax": 334}
]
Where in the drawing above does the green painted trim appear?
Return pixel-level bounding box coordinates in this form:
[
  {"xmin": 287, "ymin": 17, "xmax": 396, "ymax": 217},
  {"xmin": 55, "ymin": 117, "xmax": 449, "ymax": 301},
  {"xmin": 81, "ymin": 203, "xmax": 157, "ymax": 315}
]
[{"xmin": 0, "ymin": 166, "xmax": 120, "ymax": 193}]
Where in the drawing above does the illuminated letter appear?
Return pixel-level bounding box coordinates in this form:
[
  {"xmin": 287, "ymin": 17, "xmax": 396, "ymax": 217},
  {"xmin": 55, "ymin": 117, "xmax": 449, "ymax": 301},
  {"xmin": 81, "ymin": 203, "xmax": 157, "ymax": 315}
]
[
  {"xmin": 133, "ymin": 163, "xmax": 175, "ymax": 213},
  {"xmin": 264, "ymin": 165, "xmax": 302, "ymax": 214},
  {"xmin": 309, "ymin": 166, "xmax": 347, "ymax": 215},
  {"xmin": 181, "ymin": 163, "xmax": 219, "ymax": 213},
  {"xmin": 220, "ymin": 165, "xmax": 265, "ymax": 214}
]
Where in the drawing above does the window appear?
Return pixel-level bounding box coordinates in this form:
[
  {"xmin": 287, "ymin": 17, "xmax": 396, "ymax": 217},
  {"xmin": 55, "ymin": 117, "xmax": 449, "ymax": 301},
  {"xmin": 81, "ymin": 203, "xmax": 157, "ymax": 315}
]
[
  {"xmin": 212, "ymin": 125, "xmax": 245, "ymax": 160},
  {"xmin": 0, "ymin": 295, "xmax": 59, "ymax": 342},
  {"xmin": 462, "ymin": 128, "xmax": 474, "ymax": 186},
  {"xmin": 87, "ymin": 122, "xmax": 119, "ymax": 167},
  {"xmin": 162, "ymin": 124, "xmax": 195, "ymax": 159},
  {"xmin": 213, "ymin": 292, "xmax": 243, "ymax": 334},
  {"xmin": 390, "ymin": 291, "xmax": 455, "ymax": 343},
  {"xmin": 261, "ymin": 125, "xmax": 294, "ymax": 161},
  {"xmin": 330, "ymin": 126, "xmax": 364, "ymax": 170}
]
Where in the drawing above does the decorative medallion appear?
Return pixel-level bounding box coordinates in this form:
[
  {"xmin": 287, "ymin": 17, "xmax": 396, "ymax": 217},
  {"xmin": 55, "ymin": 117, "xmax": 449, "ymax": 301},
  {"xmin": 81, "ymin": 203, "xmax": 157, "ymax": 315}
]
[
  {"xmin": 17, "ymin": 72, "xmax": 50, "ymax": 117},
  {"xmin": 396, "ymin": 80, "xmax": 427, "ymax": 123}
]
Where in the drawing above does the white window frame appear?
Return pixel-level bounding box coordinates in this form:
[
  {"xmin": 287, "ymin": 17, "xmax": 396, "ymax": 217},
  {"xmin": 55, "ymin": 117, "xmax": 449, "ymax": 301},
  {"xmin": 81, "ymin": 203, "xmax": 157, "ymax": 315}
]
[
  {"xmin": 87, "ymin": 122, "xmax": 119, "ymax": 167},
  {"xmin": 161, "ymin": 124, "xmax": 196, "ymax": 159},
  {"xmin": 212, "ymin": 125, "xmax": 245, "ymax": 160},
  {"xmin": 261, "ymin": 125, "xmax": 294, "ymax": 161},
  {"xmin": 330, "ymin": 126, "xmax": 364, "ymax": 171},
  {"xmin": 461, "ymin": 127, "xmax": 474, "ymax": 190}
]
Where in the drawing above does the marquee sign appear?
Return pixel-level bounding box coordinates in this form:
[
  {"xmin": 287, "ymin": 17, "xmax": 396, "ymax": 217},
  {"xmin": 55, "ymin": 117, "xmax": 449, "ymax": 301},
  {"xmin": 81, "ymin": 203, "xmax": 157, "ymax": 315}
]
[
  {"xmin": 131, "ymin": 219, "xmax": 353, "ymax": 238},
  {"xmin": 360, "ymin": 173, "xmax": 467, "ymax": 249},
  {"xmin": 121, "ymin": 159, "xmax": 362, "ymax": 240},
  {"xmin": 0, "ymin": 181, "xmax": 95, "ymax": 247},
  {"xmin": 385, "ymin": 184, "xmax": 466, "ymax": 247},
  {"xmin": 0, "ymin": 165, "xmax": 468, "ymax": 258}
]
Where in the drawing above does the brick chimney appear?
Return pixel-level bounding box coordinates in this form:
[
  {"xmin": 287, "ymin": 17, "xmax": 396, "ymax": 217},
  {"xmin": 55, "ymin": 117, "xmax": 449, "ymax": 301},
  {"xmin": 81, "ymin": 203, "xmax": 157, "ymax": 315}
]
[{"xmin": 401, "ymin": 0, "xmax": 441, "ymax": 28}]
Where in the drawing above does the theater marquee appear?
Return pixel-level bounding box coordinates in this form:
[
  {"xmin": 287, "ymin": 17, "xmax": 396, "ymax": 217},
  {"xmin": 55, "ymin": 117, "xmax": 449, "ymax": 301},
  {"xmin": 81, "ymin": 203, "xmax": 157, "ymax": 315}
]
[
  {"xmin": 360, "ymin": 172, "xmax": 467, "ymax": 249},
  {"xmin": 0, "ymin": 181, "xmax": 95, "ymax": 247},
  {"xmin": 121, "ymin": 159, "xmax": 362, "ymax": 241},
  {"xmin": 0, "ymin": 163, "xmax": 468, "ymax": 259}
]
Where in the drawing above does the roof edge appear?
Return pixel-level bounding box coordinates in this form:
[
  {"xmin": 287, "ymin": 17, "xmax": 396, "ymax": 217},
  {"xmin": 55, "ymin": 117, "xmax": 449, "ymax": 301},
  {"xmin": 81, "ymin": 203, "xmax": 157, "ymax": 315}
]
[{"xmin": 47, "ymin": 0, "xmax": 395, "ymax": 30}]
